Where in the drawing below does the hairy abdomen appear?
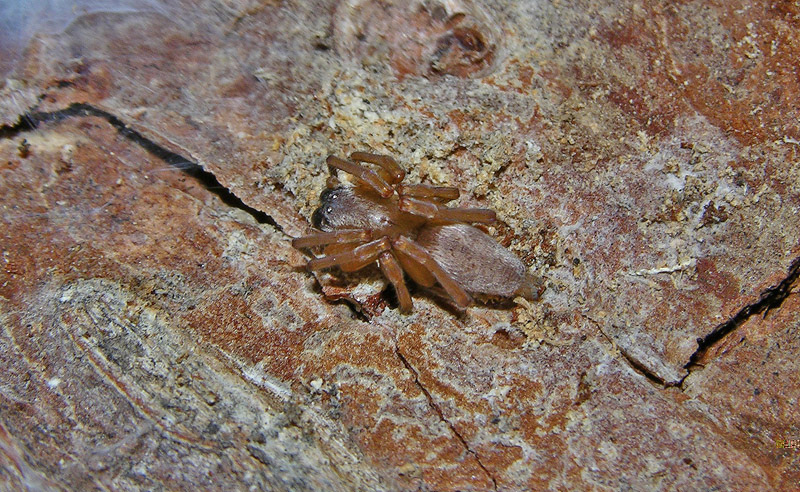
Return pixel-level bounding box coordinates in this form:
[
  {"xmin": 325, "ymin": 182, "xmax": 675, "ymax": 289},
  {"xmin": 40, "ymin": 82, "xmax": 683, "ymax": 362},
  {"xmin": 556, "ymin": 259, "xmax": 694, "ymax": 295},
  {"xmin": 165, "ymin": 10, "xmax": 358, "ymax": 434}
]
[{"xmin": 416, "ymin": 224, "xmax": 538, "ymax": 299}]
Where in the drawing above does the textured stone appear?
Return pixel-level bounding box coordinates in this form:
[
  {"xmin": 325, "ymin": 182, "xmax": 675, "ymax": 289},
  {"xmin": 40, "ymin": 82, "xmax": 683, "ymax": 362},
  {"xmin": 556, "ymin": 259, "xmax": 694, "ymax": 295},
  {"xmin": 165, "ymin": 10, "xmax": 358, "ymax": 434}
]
[{"xmin": 1, "ymin": 0, "xmax": 798, "ymax": 490}]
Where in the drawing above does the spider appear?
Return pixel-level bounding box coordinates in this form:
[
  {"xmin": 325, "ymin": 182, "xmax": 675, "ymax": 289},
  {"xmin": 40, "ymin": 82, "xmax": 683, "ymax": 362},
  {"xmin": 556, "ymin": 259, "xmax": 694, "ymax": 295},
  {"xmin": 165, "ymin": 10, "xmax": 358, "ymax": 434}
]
[{"xmin": 292, "ymin": 152, "xmax": 542, "ymax": 313}]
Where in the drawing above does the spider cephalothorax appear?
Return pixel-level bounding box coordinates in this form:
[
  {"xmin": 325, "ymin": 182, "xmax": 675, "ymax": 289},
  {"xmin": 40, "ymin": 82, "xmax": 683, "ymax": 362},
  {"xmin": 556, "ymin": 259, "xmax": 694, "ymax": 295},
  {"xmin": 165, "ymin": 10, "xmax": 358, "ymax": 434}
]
[{"xmin": 292, "ymin": 152, "xmax": 541, "ymax": 312}]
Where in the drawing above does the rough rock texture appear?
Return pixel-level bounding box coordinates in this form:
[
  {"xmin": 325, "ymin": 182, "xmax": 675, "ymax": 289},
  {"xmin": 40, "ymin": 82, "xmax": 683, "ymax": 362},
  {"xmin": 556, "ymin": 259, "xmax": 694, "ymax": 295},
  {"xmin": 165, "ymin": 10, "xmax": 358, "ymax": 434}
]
[{"xmin": 1, "ymin": 0, "xmax": 798, "ymax": 490}]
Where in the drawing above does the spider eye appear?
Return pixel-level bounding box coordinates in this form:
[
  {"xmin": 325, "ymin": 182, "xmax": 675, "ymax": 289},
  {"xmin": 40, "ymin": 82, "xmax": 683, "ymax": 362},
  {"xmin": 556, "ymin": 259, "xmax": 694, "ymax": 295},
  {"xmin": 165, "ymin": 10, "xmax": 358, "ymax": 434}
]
[
  {"xmin": 315, "ymin": 186, "xmax": 347, "ymax": 230},
  {"xmin": 311, "ymin": 207, "xmax": 328, "ymax": 230},
  {"xmin": 320, "ymin": 186, "xmax": 345, "ymax": 204}
]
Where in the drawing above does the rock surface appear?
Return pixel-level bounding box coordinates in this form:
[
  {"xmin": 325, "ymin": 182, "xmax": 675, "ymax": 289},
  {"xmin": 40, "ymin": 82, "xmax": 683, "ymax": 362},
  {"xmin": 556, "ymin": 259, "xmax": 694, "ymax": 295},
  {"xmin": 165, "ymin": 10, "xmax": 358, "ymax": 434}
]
[{"xmin": 1, "ymin": 0, "xmax": 798, "ymax": 490}]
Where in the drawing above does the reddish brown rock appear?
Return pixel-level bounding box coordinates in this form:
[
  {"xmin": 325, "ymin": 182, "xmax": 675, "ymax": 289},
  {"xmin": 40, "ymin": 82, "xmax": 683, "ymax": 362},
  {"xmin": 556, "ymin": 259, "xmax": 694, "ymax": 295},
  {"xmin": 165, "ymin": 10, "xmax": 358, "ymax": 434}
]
[{"xmin": 1, "ymin": 0, "xmax": 798, "ymax": 490}]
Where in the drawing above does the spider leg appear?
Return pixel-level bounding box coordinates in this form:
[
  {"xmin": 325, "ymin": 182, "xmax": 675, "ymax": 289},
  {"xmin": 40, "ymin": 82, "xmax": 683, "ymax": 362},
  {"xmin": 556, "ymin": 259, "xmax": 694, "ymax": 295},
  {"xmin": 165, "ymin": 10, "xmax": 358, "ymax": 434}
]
[
  {"xmin": 378, "ymin": 252, "xmax": 413, "ymax": 313},
  {"xmin": 350, "ymin": 152, "xmax": 406, "ymax": 185},
  {"xmin": 398, "ymin": 183, "xmax": 460, "ymax": 202},
  {"xmin": 434, "ymin": 207, "xmax": 496, "ymax": 224},
  {"xmin": 327, "ymin": 156, "xmax": 394, "ymax": 198},
  {"xmin": 307, "ymin": 237, "xmax": 391, "ymax": 271},
  {"xmin": 399, "ymin": 197, "xmax": 497, "ymax": 224},
  {"xmin": 394, "ymin": 249, "xmax": 436, "ymax": 287},
  {"xmin": 393, "ymin": 236, "xmax": 472, "ymax": 309},
  {"xmin": 292, "ymin": 229, "xmax": 373, "ymax": 249},
  {"xmin": 321, "ymin": 242, "xmax": 371, "ymax": 272},
  {"xmin": 398, "ymin": 197, "xmax": 438, "ymax": 218}
]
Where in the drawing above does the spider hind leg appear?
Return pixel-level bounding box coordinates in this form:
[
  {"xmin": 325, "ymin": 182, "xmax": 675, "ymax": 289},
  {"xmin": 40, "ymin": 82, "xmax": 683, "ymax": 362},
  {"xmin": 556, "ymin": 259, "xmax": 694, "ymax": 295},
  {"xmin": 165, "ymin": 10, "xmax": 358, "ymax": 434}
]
[
  {"xmin": 378, "ymin": 252, "xmax": 413, "ymax": 313},
  {"xmin": 393, "ymin": 236, "xmax": 472, "ymax": 309}
]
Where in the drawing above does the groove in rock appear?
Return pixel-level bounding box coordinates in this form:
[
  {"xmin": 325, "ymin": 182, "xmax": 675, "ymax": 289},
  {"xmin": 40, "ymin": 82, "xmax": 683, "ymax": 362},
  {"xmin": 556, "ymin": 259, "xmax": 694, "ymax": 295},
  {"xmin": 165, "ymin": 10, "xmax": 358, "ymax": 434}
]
[
  {"xmin": 395, "ymin": 347, "xmax": 498, "ymax": 491},
  {"xmin": 582, "ymin": 314, "xmax": 673, "ymax": 387},
  {"xmin": 0, "ymin": 102, "xmax": 282, "ymax": 231},
  {"xmin": 680, "ymin": 255, "xmax": 800, "ymax": 384},
  {"xmin": 617, "ymin": 344, "xmax": 671, "ymax": 387},
  {"xmin": 582, "ymin": 254, "xmax": 800, "ymax": 390}
]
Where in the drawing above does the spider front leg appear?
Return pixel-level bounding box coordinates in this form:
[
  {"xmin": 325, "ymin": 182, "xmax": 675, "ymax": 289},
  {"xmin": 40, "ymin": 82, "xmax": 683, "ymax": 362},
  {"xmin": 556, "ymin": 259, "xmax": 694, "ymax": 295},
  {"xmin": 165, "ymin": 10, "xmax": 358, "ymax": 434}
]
[
  {"xmin": 327, "ymin": 155, "xmax": 394, "ymax": 198},
  {"xmin": 293, "ymin": 229, "xmax": 379, "ymax": 273},
  {"xmin": 291, "ymin": 229, "xmax": 373, "ymax": 249},
  {"xmin": 350, "ymin": 152, "xmax": 406, "ymax": 185},
  {"xmin": 296, "ymin": 233, "xmax": 413, "ymax": 312},
  {"xmin": 307, "ymin": 237, "xmax": 391, "ymax": 272}
]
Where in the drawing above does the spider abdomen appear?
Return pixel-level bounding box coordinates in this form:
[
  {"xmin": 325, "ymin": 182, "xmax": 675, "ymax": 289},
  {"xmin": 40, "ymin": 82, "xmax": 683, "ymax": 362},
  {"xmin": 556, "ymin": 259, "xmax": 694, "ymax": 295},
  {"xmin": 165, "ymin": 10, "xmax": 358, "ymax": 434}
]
[{"xmin": 416, "ymin": 223, "xmax": 536, "ymax": 299}]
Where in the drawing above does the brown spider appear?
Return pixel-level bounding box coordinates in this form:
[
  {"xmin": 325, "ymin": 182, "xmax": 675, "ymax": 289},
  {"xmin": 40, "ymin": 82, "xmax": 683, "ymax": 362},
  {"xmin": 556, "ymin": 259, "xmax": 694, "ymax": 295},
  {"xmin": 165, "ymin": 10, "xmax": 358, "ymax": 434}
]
[{"xmin": 292, "ymin": 152, "xmax": 542, "ymax": 313}]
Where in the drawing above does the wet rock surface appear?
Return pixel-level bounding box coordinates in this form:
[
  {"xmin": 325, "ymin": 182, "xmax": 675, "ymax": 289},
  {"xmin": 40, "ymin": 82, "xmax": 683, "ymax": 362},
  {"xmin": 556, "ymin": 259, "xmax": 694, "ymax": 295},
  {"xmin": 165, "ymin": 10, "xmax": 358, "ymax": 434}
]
[{"xmin": 1, "ymin": 0, "xmax": 798, "ymax": 490}]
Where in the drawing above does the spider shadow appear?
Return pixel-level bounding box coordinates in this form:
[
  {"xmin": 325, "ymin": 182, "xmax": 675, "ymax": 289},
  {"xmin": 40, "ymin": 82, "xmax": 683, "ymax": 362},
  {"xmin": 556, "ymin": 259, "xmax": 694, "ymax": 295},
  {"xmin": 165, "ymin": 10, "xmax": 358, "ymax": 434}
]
[
  {"xmin": 382, "ymin": 281, "xmax": 468, "ymax": 319},
  {"xmin": 292, "ymin": 262, "xmax": 517, "ymax": 319},
  {"xmin": 409, "ymin": 284, "xmax": 518, "ymax": 319},
  {"xmin": 292, "ymin": 263, "xmax": 388, "ymax": 320}
]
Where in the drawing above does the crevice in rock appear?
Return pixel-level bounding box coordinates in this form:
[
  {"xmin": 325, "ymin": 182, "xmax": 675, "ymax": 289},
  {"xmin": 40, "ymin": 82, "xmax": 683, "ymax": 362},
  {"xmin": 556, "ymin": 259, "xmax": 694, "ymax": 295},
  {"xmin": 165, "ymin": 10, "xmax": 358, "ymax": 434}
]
[
  {"xmin": 680, "ymin": 255, "xmax": 800, "ymax": 386},
  {"xmin": 617, "ymin": 344, "xmax": 671, "ymax": 387},
  {"xmin": 582, "ymin": 314, "xmax": 673, "ymax": 387},
  {"xmin": 583, "ymin": 254, "xmax": 800, "ymax": 390},
  {"xmin": 0, "ymin": 102, "xmax": 283, "ymax": 232},
  {"xmin": 335, "ymin": 296, "xmax": 372, "ymax": 323},
  {"xmin": 394, "ymin": 347, "xmax": 498, "ymax": 491}
]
